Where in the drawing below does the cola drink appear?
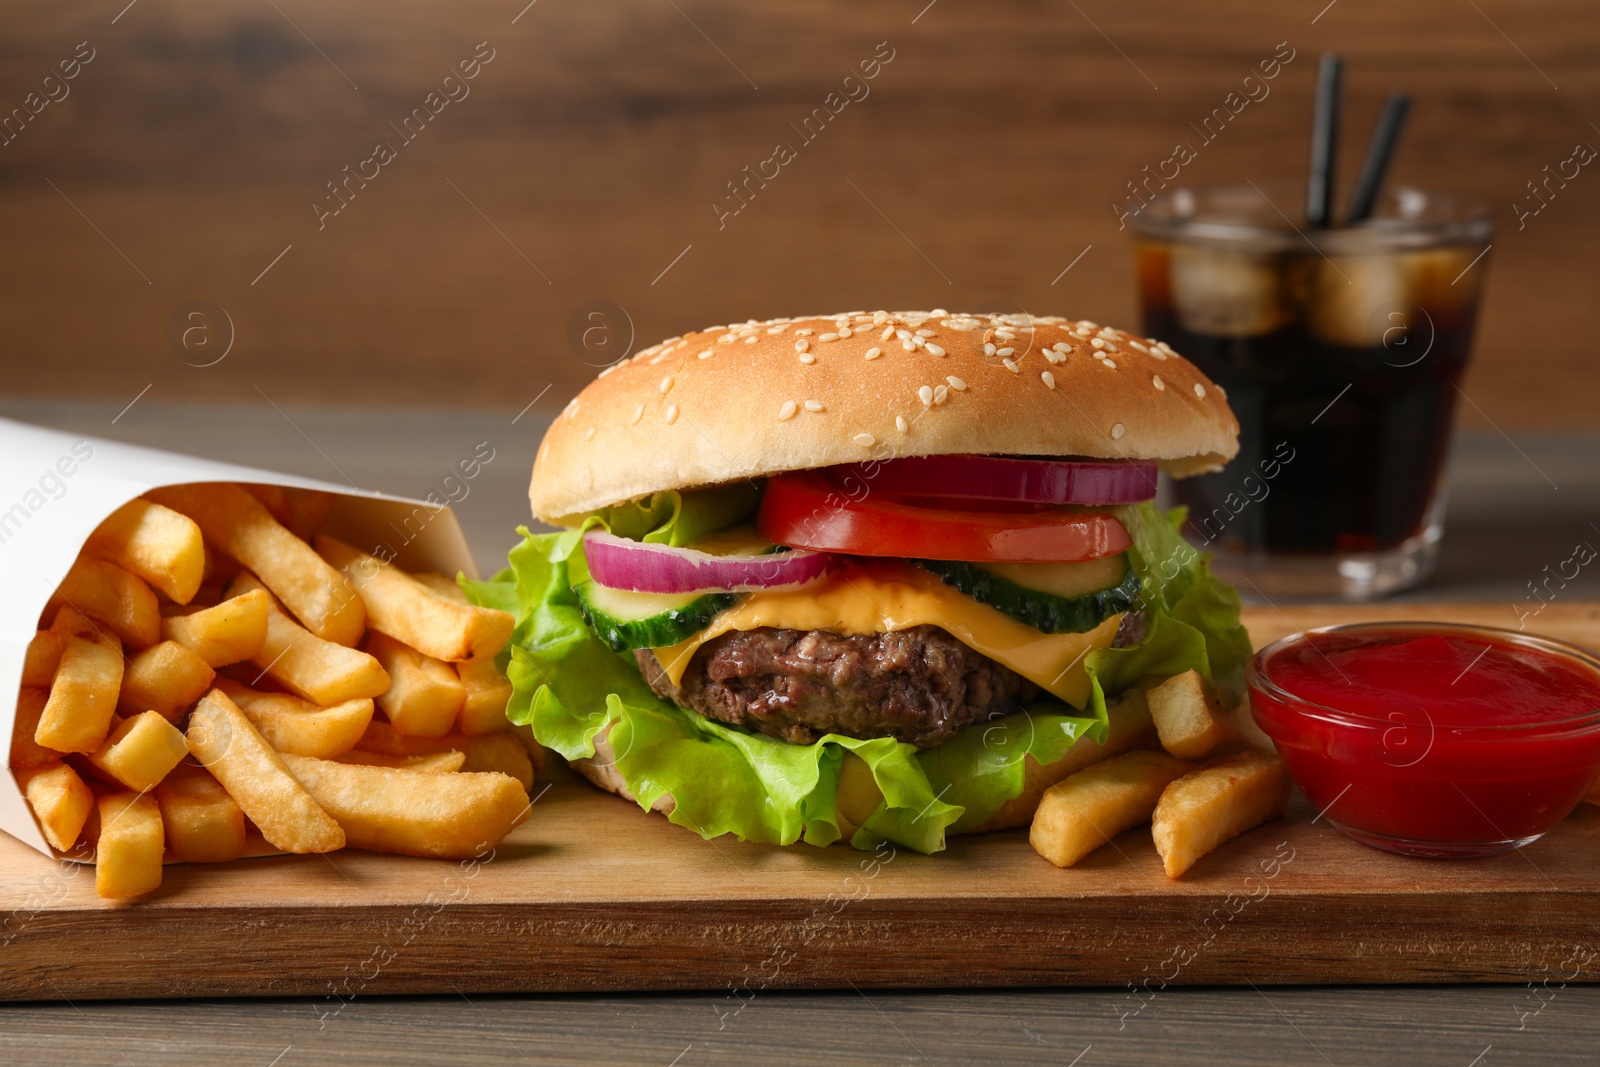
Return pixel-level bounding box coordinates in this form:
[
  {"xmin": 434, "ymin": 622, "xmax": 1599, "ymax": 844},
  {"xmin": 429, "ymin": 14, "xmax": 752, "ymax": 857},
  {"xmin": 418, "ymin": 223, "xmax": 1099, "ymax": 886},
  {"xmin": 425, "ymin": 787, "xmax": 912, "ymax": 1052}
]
[{"xmin": 1130, "ymin": 184, "xmax": 1493, "ymax": 599}]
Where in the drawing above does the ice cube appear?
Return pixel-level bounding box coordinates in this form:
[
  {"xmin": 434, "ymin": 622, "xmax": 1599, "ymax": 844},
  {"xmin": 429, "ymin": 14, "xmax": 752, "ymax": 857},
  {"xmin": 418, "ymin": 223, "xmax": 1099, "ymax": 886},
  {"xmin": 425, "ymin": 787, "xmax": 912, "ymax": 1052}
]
[
  {"xmin": 1169, "ymin": 247, "xmax": 1287, "ymax": 338},
  {"xmin": 1405, "ymin": 246, "xmax": 1486, "ymax": 325},
  {"xmin": 1308, "ymin": 254, "xmax": 1413, "ymax": 348}
]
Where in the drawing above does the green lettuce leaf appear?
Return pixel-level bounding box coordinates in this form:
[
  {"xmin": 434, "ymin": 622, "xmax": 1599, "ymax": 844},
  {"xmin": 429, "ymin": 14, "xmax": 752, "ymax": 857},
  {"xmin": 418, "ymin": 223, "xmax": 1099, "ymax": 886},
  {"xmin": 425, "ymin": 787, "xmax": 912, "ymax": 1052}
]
[{"xmin": 468, "ymin": 495, "xmax": 1250, "ymax": 854}]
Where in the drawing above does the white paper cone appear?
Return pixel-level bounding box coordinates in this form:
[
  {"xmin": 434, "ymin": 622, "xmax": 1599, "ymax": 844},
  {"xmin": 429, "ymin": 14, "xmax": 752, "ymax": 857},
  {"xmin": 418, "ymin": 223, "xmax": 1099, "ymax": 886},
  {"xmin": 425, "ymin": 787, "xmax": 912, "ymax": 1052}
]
[{"xmin": 0, "ymin": 416, "xmax": 482, "ymax": 858}]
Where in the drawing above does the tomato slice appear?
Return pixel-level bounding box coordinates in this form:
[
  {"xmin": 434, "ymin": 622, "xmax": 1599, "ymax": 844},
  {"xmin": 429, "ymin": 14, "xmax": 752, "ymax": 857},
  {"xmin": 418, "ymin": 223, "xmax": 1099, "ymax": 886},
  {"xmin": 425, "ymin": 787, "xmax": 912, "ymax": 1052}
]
[{"xmin": 757, "ymin": 470, "xmax": 1132, "ymax": 563}]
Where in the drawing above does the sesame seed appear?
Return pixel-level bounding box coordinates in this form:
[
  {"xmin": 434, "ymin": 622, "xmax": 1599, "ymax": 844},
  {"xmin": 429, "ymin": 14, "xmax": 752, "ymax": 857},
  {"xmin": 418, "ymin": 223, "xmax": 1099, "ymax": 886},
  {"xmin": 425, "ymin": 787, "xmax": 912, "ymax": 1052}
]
[
  {"xmin": 1129, "ymin": 341, "xmax": 1148, "ymax": 353},
  {"xmin": 873, "ymin": 310, "xmax": 889, "ymax": 324},
  {"xmin": 1081, "ymin": 320, "xmax": 1100, "ymax": 331},
  {"xmin": 896, "ymin": 329, "xmax": 912, "ymax": 341},
  {"xmin": 719, "ymin": 334, "xmax": 735, "ymax": 344},
  {"xmin": 795, "ymin": 339, "xmax": 810, "ymax": 353},
  {"xmin": 881, "ymin": 326, "xmax": 896, "ymax": 341},
  {"xmin": 796, "ymin": 328, "xmax": 814, "ymax": 337},
  {"xmin": 744, "ymin": 336, "xmax": 758, "ymax": 344},
  {"xmin": 583, "ymin": 426, "xmax": 596, "ymax": 441},
  {"xmin": 839, "ymin": 327, "xmax": 853, "ymax": 338},
  {"xmin": 799, "ymin": 352, "xmax": 816, "ymax": 364},
  {"xmin": 853, "ymin": 433, "xmax": 876, "ymax": 447},
  {"xmin": 865, "ymin": 347, "xmax": 883, "ymax": 360},
  {"xmin": 983, "ymin": 343, "xmax": 997, "ymax": 356},
  {"xmin": 630, "ymin": 404, "xmax": 644, "ymax": 425},
  {"xmin": 1103, "ymin": 359, "xmax": 1117, "ymax": 369},
  {"xmin": 1044, "ymin": 351, "xmax": 1064, "ymax": 365},
  {"xmin": 895, "ymin": 415, "xmax": 908, "ymax": 433},
  {"xmin": 1152, "ymin": 375, "xmax": 1165, "ymax": 391},
  {"xmin": 901, "ymin": 339, "xmax": 917, "ymax": 352},
  {"xmin": 1194, "ymin": 382, "xmax": 1207, "ymax": 399},
  {"xmin": 698, "ymin": 349, "xmax": 714, "ymax": 360},
  {"xmin": 918, "ymin": 385, "xmax": 934, "ymax": 406},
  {"xmin": 804, "ymin": 399, "xmax": 825, "ymax": 413},
  {"xmin": 947, "ymin": 375, "xmax": 967, "ymax": 391},
  {"xmin": 1216, "ymin": 384, "xmax": 1228, "ymax": 400},
  {"xmin": 665, "ymin": 404, "xmax": 679, "ymax": 425},
  {"xmin": 1003, "ymin": 359, "xmax": 1020, "ymax": 373},
  {"xmin": 925, "ymin": 343, "xmax": 946, "ymax": 357},
  {"xmin": 1041, "ymin": 371, "xmax": 1057, "ymax": 390},
  {"xmin": 778, "ymin": 400, "xmax": 798, "ymax": 421},
  {"xmin": 915, "ymin": 329, "xmax": 934, "ymax": 338},
  {"xmin": 933, "ymin": 384, "xmax": 949, "ymax": 405},
  {"xmin": 659, "ymin": 376, "xmax": 674, "ymax": 394},
  {"xmin": 931, "ymin": 308, "xmax": 948, "ymax": 317},
  {"xmin": 1150, "ymin": 349, "xmax": 1168, "ymax": 361},
  {"xmin": 1091, "ymin": 338, "xmax": 1106, "ymax": 349},
  {"xmin": 997, "ymin": 347, "xmax": 1015, "ymax": 357},
  {"xmin": 820, "ymin": 333, "xmax": 839, "ymax": 342},
  {"xmin": 1111, "ymin": 422, "xmax": 1126, "ymax": 439},
  {"xmin": 1092, "ymin": 351, "xmax": 1106, "ymax": 361}
]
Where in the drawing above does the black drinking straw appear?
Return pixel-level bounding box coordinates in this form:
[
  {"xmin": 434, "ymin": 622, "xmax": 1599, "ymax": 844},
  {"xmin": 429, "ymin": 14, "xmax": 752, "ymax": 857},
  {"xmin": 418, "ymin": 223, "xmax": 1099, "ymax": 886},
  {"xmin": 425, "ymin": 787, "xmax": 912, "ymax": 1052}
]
[
  {"xmin": 1306, "ymin": 54, "xmax": 1344, "ymax": 229},
  {"xmin": 1344, "ymin": 92, "xmax": 1412, "ymax": 224}
]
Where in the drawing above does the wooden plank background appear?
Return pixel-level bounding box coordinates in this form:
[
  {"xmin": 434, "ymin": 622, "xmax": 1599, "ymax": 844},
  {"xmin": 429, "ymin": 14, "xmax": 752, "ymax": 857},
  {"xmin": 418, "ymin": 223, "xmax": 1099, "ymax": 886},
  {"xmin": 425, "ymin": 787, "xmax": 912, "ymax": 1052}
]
[{"xmin": 1, "ymin": 0, "xmax": 1596, "ymax": 426}]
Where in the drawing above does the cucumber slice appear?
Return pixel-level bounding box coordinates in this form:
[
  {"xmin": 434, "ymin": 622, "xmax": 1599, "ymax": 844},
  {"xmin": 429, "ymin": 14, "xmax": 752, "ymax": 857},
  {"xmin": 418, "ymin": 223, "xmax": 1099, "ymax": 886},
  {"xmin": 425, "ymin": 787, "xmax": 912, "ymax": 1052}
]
[
  {"xmin": 917, "ymin": 558, "xmax": 1141, "ymax": 634},
  {"xmin": 573, "ymin": 580, "xmax": 734, "ymax": 652},
  {"xmin": 686, "ymin": 524, "xmax": 780, "ymax": 557}
]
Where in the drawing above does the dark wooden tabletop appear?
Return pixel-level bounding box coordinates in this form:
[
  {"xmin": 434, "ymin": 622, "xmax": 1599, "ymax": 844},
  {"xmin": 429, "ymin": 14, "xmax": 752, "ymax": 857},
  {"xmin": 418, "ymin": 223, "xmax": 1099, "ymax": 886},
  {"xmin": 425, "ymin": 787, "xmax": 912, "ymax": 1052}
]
[{"xmin": 1, "ymin": 400, "xmax": 1598, "ymax": 1066}]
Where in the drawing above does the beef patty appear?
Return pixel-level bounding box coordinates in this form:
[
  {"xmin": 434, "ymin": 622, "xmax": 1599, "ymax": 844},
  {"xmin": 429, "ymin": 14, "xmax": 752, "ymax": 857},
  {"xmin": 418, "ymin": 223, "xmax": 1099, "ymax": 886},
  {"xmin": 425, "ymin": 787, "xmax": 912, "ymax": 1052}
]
[{"xmin": 633, "ymin": 625, "xmax": 1039, "ymax": 748}]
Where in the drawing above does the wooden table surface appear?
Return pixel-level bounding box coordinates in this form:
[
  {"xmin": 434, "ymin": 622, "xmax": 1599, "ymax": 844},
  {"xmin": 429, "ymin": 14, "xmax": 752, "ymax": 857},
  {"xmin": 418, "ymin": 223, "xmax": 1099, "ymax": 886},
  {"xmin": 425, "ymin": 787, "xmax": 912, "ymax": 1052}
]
[{"xmin": 2, "ymin": 401, "xmax": 1600, "ymax": 1066}]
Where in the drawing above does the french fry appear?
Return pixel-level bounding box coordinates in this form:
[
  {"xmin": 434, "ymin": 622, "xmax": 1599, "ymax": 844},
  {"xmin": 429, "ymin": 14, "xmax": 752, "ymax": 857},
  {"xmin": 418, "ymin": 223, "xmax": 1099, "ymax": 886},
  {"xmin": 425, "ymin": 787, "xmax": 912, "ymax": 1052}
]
[
  {"xmin": 147, "ymin": 483, "xmax": 365, "ymax": 646},
  {"xmin": 366, "ymin": 631, "xmax": 465, "ymax": 738},
  {"xmin": 242, "ymin": 484, "xmax": 291, "ymax": 525},
  {"xmin": 36, "ymin": 626, "xmax": 123, "ymax": 753},
  {"xmin": 214, "ymin": 678, "xmax": 373, "ymax": 758},
  {"xmin": 410, "ymin": 572, "xmax": 467, "ymax": 602},
  {"xmin": 1152, "ymin": 753, "xmax": 1292, "ymax": 878},
  {"xmin": 227, "ymin": 573, "xmax": 388, "ymax": 705},
  {"xmin": 334, "ymin": 749, "xmax": 466, "ymax": 773},
  {"xmin": 1147, "ymin": 670, "xmax": 1234, "ymax": 760},
  {"xmin": 282, "ymin": 487, "xmax": 337, "ymax": 542},
  {"xmin": 49, "ymin": 605, "xmax": 98, "ymax": 638},
  {"xmin": 22, "ymin": 631, "xmax": 63, "ymax": 688},
  {"xmin": 155, "ymin": 765, "xmax": 246, "ymax": 863},
  {"xmin": 1029, "ymin": 750, "xmax": 1194, "ymax": 868},
  {"xmin": 973, "ymin": 688, "xmax": 1160, "ymax": 833},
  {"xmin": 160, "ymin": 589, "xmax": 269, "ymax": 667},
  {"xmin": 508, "ymin": 723, "xmax": 548, "ymax": 775},
  {"xmin": 95, "ymin": 792, "xmax": 164, "ymax": 899},
  {"xmin": 356, "ymin": 720, "xmax": 533, "ymax": 791},
  {"xmin": 455, "ymin": 657, "xmax": 514, "ymax": 736},
  {"xmin": 49, "ymin": 556, "xmax": 160, "ymax": 648},
  {"xmin": 316, "ymin": 536, "xmax": 512, "ymax": 663},
  {"xmin": 17, "ymin": 762, "xmax": 94, "ymax": 853},
  {"xmin": 89, "ymin": 712, "xmax": 190, "ymax": 793},
  {"xmin": 280, "ymin": 754, "xmax": 529, "ymax": 859},
  {"xmin": 185, "ymin": 689, "xmax": 345, "ymax": 854},
  {"xmin": 83, "ymin": 498, "xmax": 206, "ymax": 604},
  {"xmin": 11, "ymin": 688, "xmax": 61, "ymax": 770},
  {"xmin": 117, "ymin": 640, "xmax": 216, "ymax": 721}
]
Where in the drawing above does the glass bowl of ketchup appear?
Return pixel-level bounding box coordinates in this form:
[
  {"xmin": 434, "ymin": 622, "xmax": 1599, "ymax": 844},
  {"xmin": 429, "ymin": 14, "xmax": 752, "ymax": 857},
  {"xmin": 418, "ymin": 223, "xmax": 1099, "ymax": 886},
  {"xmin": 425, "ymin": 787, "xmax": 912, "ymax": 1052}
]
[{"xmin": 1248, "ymin": 622, "xmax": 1600, "ymax": 858}]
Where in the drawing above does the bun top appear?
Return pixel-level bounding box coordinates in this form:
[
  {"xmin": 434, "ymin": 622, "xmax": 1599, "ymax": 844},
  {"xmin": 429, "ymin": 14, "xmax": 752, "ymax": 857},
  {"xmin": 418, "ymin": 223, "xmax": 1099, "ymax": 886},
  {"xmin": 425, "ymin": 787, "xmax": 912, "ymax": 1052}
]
[{"xmin": 530, "ymin": 310, "xmax": 1239, "ymax": 523}]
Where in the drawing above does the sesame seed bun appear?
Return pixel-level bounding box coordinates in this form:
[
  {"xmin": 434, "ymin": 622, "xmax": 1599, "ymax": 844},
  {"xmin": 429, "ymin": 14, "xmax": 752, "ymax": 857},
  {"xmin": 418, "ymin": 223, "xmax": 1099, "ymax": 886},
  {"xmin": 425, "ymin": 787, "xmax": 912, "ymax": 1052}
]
[{"xmin": 530, "ymin": 310, "xmax": 1239, "ymax": 523}]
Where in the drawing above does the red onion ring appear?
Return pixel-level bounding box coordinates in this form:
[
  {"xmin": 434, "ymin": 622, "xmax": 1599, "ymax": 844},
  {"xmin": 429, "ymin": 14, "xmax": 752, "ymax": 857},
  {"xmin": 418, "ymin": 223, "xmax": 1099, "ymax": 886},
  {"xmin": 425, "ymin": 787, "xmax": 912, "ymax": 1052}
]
[
  {"xmin": 583, "ymin": 530, "xmax": 843, "ymax": 594},
  {"xmin": 826, "ymin": 455, "xmax": 1158, "ymax": 506}
]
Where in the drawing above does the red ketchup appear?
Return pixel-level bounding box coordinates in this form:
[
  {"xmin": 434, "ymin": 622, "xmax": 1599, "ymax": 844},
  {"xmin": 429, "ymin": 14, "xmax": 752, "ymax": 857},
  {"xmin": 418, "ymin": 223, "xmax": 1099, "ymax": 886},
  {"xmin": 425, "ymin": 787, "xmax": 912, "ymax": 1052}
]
[{"xmin": 1249, "ymin": 624, "xmax": 1600, "ymax": 858}]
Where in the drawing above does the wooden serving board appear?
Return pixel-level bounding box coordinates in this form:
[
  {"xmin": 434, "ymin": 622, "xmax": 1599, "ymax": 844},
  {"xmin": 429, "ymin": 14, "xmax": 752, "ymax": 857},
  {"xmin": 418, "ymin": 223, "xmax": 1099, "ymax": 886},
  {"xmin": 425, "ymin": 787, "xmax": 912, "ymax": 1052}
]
[{"xmin": 6, "ymin": 602, "xmax": 1600, "ymax": 1002}]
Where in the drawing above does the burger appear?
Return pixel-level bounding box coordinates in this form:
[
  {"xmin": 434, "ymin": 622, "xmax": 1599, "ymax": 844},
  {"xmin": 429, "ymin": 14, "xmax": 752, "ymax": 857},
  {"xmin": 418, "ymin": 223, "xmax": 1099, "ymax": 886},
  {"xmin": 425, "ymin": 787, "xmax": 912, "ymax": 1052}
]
[{"xmin": 472, "ymin": 309, "xmax": 1251, "ymax": 854}]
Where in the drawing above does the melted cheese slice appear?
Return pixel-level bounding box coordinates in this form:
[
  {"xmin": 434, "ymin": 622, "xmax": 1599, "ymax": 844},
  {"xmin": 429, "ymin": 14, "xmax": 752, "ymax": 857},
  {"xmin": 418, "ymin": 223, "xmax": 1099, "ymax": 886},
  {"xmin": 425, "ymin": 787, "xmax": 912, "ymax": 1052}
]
[{"xmin": 653, "ymin": 562, "xmax": 1122, "ymax": 708}]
